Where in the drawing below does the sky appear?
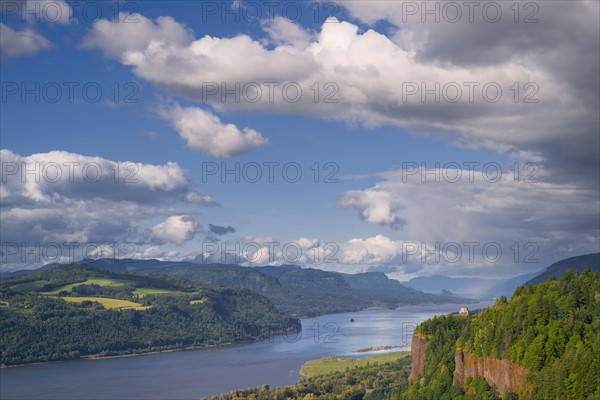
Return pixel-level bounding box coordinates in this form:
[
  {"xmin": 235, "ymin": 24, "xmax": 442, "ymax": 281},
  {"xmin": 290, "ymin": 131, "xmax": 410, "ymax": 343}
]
[{"xmin": 1, "ymin": 0, "xmax": 599, "ymax": 280}]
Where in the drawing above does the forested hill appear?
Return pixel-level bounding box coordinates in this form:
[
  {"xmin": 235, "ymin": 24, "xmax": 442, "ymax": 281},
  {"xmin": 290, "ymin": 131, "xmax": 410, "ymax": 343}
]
[
  {"xmin": 405, "ymin": 269, "xmax": 600, "ymax": 399},
  {"xmin": 199, "ymin": 261, "xmax": 600, "ymax": 400},
  {"xmin": 0, "ymin": 264, "xmax": 300, "ymax": 366},
  {"xmin": 7, "ymin": 259, "xmax": 473, "ymax": 317}
]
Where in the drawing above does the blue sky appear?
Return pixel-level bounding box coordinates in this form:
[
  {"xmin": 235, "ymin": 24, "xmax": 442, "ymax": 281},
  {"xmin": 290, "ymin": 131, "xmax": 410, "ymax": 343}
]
[{"xmin": 1, "ymin": 0, "xmax": 599, "ymax": 278}]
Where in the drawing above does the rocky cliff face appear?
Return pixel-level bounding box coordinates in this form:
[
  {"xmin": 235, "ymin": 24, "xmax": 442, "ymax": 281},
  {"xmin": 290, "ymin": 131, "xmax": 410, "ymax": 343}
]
[
  {"xmin": 409, "ymin": 332, "xmax": 530, "ymax": 395},
  {"xmin": 453, "ymin": 350, "xmax": 530, "ymax": 396},
  {"xmin": 408, "ymin": 333, "xmax": 427, "ymax": 383}
]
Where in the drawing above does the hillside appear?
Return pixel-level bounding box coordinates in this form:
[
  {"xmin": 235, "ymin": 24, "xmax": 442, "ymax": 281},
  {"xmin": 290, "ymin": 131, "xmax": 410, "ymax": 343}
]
[
  {"xmin": 343, "ymin": 271, "xmax": 417, "ymax": 291},
  {"xmin": 138, "ymin": 263, "xmax": 473, "ymax": 317},
  {"xmin": 0, "ymin": 264, "xmax": 300, "ymax": 366},
  {"xmin": 19, "ymin": 259, "xmax": 472, "ymax": 317},
  {"xmin": 200, "ymin": 266, "xmax": 600, "ymax": 399},
  {"xmin": 0, "ymin": 258, "xmax": 197, "ymax": 278},
  {"xmin": 405, "ymin": 269, "xmax": 600, "ymax": 399},
  {"xmin": 525, "ymin": 252, "xmax": 599, "ymax": 286}
]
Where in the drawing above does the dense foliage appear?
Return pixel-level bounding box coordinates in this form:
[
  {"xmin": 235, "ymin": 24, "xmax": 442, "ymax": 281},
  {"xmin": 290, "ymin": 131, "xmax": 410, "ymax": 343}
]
[
  {"xmin": 4, "ymin": 261, "xmax": 598, "ymax": 400},
  {"xmin": 399, "ymin": 269, "xmax": 600, "ymax": 399},
  {"xmin": 460, "ymin": 269, "xmax": 600, "ymax": 399},
  {"xmin": 220, "ymin": 270, "xmax": 600, "ymax": 400},
  {"xmin": 0, "ymin": 264, "xmax": 300, "ymax": 365},
  {"xmin": 393, "ymin": 316, "xmax": 488, "ymax": 400},
  {"xmin": 43, "ymin": 259, "xmax": 471, "ymax": 317},
  {"xmin": 209, "ymin": 355, "xmax": 413, "ymax": 400}
]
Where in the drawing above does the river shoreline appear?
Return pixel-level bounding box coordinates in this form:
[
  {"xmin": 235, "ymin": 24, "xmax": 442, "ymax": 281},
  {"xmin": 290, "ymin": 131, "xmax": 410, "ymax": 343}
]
[
  {"xmin": 0, "ymin": 342, "xmax": 239, "ymax": 369},
  {"xmin": 2, "ymin": 301, "xmax": 493, "ymax": 400},
  {"xmin": 1, "ymin": 301, "xmax": 472, "ymax": 369}
]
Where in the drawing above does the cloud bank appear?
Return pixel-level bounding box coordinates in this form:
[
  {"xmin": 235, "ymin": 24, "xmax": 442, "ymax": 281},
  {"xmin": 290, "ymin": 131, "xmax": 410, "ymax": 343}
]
[{"xmin": 82, "ymin": 6, "xmax": 599, "ymax": 183}]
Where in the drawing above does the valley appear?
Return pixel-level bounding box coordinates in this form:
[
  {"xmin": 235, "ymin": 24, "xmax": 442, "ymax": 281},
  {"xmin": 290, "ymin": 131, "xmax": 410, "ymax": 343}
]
[{"xmin": 1, "ymin": 255, "xmax": 598, "ymax": 400}]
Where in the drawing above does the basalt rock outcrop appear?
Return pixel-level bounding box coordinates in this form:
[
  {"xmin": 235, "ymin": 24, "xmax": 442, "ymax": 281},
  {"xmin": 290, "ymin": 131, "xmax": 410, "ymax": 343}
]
[
  {"xmin": 409, "ymin": 334, "xmax": 530, "ymax": 396},
  {"xmin": 408, "ymin": 333, "xmax": 427, "ymax": 383},
  {"xmin": 453, "ymin": 350, "xmax": 530, "ymax": 396}
]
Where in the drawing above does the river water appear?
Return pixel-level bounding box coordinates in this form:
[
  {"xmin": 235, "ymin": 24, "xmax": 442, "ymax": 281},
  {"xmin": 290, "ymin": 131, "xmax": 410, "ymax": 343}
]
[{"xmin": 0, "ymin": 301, "xmax": 492, "ymax": 399}]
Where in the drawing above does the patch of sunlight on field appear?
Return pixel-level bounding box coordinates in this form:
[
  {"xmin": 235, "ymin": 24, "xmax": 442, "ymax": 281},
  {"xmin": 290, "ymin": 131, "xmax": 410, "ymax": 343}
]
[
  {"xmin": 190, "ymin": 298, "xmax": 207, "ymax": 304},
  {"xmin": 300, "ymin": 351, "xmax": 411, "ymax": 378},
  {"xmin": 43, "ymin": 279, "xmax": 129, "ymax": 294},
  {"xmin": 61, "ymin": 297, "xmax": 151, "ymax": 310}
]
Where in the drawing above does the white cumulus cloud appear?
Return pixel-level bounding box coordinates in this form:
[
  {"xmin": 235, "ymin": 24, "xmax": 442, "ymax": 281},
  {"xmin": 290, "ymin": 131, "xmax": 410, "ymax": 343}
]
[
  {"xmin": 0, "ymin": 149, "xmax": 215, "ymax": 270},
  {"xmin": 152, "ymin": 215, "xmax": 199, "ymax": 244},
  {"xmin": 0, "ymin": 23, "xmax": 51, "ymax": 60},
  {"xmin": 81, "ymin": 13, "xmax": 191, "ymax": 59},
  {"xmin": 81, "ymin": 9, "xmax": 598, "ymax": 185},
  {"xmin": 160, "ymin": 105, "xmax": 268, "ymax": 157}
]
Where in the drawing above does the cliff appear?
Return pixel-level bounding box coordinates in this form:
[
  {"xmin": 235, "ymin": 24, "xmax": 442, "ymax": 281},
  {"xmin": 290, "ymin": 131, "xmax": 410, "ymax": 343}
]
[
  {"xmin": 453, "ymin": 350, "xmax": 530, "ymax": 396},
  {"xmin": 408, "ymin": 332, "xmax": 530, "ymax": 395},
  {"xmin": 405, "ymin": 271, "xmax": 600, "ymax": 399},
  {"xmin": 408, "ymin": 333, "xmax": 427, "ymax": 383}
]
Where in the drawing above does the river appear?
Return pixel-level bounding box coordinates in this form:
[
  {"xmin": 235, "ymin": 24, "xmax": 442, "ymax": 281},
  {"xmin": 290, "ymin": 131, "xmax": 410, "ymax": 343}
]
[{"xmin": 0, "ymin": 301, "xmax": 492, "ymax": 399}]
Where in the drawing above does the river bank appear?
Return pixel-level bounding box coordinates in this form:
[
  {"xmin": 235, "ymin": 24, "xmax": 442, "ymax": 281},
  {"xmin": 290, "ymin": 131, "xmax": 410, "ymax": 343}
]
[{"xmin": 1, "ymin": 301, "xmax": 493, "ymax": 400}]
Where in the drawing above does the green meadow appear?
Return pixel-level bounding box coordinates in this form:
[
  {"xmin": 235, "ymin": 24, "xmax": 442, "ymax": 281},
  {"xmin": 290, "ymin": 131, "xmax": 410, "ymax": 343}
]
[
  {"xmin": 42, "ymin": 278, "xmax": 129, "ymax": 294},
  {"xmin": 300, "ymin": 351, "xmax": 411, "ymax": 378},
  {"xmin": 61, "ymin": 296, "xmax": 151, "ymax": 310}
]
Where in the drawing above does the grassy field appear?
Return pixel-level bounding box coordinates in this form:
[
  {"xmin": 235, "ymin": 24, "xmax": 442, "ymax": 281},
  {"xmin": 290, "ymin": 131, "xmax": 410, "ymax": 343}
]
[
  {"xmin": 43, "ymin": 278, "xmax": 129, "ymax": 294},
  {"xmin": 190, "ymin": 298, "xmax": 207, "ymax": 304},
  {"xmin": 300, "ymin": 351, "xmax": 411, "ymax": 378},
  {"xmin": 61, "ymin": 296, "xmax": 151, "ymax": 310},
  {"xmin": 355, "ymin": 345, "xmax": 406, "ymax": 353}
]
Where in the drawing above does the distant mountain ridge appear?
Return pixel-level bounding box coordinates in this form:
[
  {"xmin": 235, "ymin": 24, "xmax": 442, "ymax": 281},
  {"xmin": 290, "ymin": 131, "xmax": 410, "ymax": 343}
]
[
  {"xmin": 403, "ymin": 253, "xmax": 600, "ymax": 299},
  {"xmin": 0, "ymin": 258, "xmax": 196, "ymax": 278},
  {"xmin": 403, "ymin": 272, "xmax": 540, "ymax": 299},
  {"xmin": 341, "ymin": 271, "xmax": 410, "ymax": 291},
  {"xmin": 253, "ymin": 265, "xmax": 301, "ymax": 275},
  {"xmin": 525, "ymin": 252, "xmax": 600, "ymax": 286},
  {"xmin": 7, "ymin": 258, "xmax": 473, "ymax": 317},
  {"xmin": 7, "ymin": 253, "xmax": 598, "ymax": 306}
]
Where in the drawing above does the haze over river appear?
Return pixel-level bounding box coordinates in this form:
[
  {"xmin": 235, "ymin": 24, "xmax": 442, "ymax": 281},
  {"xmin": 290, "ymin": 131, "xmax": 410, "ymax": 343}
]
[{"xmin": 1, "ymin": 301, "xmax": 492, "ymax": 399}]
